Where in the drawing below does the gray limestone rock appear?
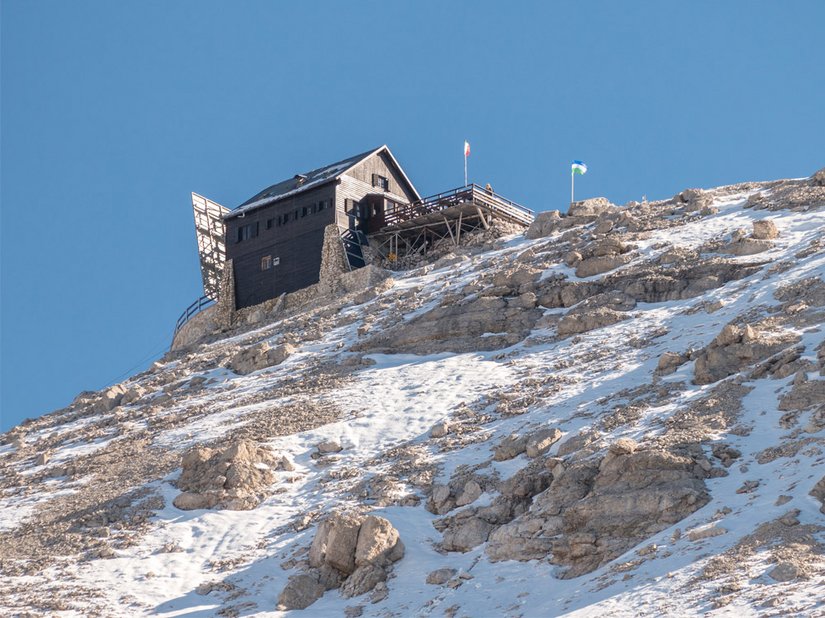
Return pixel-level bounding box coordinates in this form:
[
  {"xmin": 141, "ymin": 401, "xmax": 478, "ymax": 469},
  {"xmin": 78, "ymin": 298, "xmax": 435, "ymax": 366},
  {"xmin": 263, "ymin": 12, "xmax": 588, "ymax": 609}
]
[
  {"xmin": 557, "ymin": 307, "xmax": 627, "ymax": 337},
  {"xmin": 277, "ymin": 573, "xmax": 325, "ymax": 610},
  {"xmin": 752, "ymin": 219, "xmax": 779, "ymax": 240}
]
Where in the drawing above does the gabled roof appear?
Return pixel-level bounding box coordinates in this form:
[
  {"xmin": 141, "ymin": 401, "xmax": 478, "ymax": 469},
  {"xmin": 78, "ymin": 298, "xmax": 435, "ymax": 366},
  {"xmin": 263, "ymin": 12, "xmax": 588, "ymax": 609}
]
[{"xmin": 225, "ymin": 145, "xmax": 419, "ymax": 220}]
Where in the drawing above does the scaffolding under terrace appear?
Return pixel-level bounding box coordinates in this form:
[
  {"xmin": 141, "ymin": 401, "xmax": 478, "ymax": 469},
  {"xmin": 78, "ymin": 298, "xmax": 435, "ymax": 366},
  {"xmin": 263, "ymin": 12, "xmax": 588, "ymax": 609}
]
[{"xmin": 367, "ymin": 184, "xmax": 534, "ymax": 261}]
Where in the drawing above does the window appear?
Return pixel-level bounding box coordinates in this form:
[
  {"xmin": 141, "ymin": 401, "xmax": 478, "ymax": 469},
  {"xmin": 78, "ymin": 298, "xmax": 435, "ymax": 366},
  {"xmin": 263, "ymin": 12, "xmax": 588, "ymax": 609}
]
[
  {"xmin": 302, "ymin": 206, "xmax": 308, "ymax": 217},
  {"xmin": 237, "ymin": 222, "xmax": 259, "ymax": 242},
  {"xmin": 261, "ymin": 255, "xmax": 272, "ymax": 270},
  {"xmin": 386, "ymin": 200, "xmax": 397, "ymax": 214},
  {"xmin": 266, "ymin": 218, "xmax": 273, "ymax": 230},
  {"xmin": 372, "ymin": 174, "xmax": 389, "ymax": 191},
  {"xmin": 318, "ymin": 200, "xmax": 326, "ymax": 211}
]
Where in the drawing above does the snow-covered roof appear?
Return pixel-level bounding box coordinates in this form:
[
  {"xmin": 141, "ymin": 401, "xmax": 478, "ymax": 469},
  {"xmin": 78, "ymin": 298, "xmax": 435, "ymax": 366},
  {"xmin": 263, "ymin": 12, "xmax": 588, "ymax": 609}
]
[{"xmin": 225, "ymin": 145, "xmax": 409, "ymax": 220}]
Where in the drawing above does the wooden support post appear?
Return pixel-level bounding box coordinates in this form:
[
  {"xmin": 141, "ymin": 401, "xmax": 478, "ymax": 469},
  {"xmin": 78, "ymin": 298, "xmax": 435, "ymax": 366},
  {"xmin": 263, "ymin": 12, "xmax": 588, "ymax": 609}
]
[
  {"xmin": 475, "ymin": 205, "xmax": 490, "ymax": 230},
  {"xmin": 443, "ymin": 216, "xmax": 457, "ymax": 246},
  {"xmin": 456, "ymin": 212, "xmax": 463, "ymax": 245}
]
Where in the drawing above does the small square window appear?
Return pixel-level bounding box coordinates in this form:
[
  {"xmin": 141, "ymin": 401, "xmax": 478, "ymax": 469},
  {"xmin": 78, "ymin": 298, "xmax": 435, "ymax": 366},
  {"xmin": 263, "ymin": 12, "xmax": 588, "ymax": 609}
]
[
  {"xmin": 372, "ymin": 174, "xmax": 389, "ymax": 191},
  {"xmin": 261, "ymin": 255, "xmax": 272, "ymax": 270},
  {"xmin": 266, "ymin": 218, "xmax": 273, "ymax": 229}
]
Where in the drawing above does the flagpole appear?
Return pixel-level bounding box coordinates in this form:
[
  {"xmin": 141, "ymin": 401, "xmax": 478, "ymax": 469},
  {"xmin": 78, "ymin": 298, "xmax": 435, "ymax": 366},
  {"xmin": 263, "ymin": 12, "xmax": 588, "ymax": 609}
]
[
  {"xmin": 571, "ymin": 171, "xmax": 574, "ymax": 204},
  {"xmin": 464, "ymin": 153, "xmax": 468, "ymax": 186}
]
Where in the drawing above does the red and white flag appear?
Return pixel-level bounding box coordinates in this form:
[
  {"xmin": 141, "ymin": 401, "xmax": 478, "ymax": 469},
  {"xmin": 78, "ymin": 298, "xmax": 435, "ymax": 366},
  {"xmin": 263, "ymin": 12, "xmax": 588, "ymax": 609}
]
[{"xmin": 464, "ymin": 140, "xmax": 471, "ymax": 157}]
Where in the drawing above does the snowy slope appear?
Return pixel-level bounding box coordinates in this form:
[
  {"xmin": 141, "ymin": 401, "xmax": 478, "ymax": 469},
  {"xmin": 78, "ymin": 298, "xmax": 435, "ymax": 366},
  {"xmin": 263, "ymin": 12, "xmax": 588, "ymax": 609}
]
[{"xmin": 1, "ymin": 172, "xmax": 824, "ymax": 617}]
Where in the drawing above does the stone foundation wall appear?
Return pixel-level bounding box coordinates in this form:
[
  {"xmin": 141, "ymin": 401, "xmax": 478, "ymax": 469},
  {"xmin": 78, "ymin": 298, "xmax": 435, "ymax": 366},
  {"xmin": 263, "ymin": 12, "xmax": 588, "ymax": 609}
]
[
  {"xmin": 171, "ymin": 225, "xmax": 386, "ymax": 350},
  {"xmin": 170, "ymin": 305, "xmax": 220, "ymax": 351}
]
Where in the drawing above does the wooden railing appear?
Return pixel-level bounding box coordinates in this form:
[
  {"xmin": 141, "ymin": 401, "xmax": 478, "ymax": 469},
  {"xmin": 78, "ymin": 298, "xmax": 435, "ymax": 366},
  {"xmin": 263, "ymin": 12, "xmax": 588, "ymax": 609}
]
[
  {"xmin": 383, "ymin": 184, "xmax": 534, "ymax": 228},
  {"xmin": 174, "ymin": 295, "xmax": 215, "ymax": 334}
]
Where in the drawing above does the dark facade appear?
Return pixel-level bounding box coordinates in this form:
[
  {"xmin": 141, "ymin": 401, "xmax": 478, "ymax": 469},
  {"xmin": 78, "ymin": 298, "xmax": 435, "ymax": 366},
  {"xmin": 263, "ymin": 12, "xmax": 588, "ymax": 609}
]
[{"xmin": 223, "ymin": 146, "xmax": 420, "ymax": 310}]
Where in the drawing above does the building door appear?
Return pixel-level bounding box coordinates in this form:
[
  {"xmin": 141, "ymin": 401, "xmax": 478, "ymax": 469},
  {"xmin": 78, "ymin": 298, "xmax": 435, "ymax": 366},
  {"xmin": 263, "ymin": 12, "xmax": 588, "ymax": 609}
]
[{"xmin": 362, "ymin": 195, "xmax": 385, "ymax": 234}]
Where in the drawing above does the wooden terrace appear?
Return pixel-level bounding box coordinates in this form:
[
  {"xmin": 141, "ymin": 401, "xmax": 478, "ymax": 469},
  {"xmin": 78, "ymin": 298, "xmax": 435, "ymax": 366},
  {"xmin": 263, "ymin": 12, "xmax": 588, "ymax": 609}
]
[{"xmin": 368, "ymin": 184, "xmax": 534, "ymax": 262}]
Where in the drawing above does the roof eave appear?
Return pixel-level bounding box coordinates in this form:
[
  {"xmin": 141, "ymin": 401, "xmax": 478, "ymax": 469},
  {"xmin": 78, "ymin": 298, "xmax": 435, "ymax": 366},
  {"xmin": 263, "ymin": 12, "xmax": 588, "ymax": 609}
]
[{"xmin": 223, "ymin": 176, "xmax": 341, "ymax": 221}]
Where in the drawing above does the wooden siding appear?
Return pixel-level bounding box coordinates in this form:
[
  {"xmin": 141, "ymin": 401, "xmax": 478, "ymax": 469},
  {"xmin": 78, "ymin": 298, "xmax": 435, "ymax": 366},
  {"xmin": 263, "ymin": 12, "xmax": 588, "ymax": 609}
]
[
  {"xmin": 334, "ymin": 150, "xmax": 419, "ymax": 229},
  {"xmin": 346, "ymin": 150, "xmax": 419, "ymax": 204},
  {"xmin": 225, "ymin": 184, "xmax": 336, "ymax": 309}
]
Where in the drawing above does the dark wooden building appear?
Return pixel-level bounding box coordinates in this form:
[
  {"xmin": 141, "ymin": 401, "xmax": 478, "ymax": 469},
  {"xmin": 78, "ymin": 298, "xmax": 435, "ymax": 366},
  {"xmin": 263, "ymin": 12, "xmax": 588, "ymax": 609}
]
[
  {"xmin": 221, "ymin": 145, "xmax": 420, "ymax": 309},
  {"xmin": 184, "ymin": 145, "xmax": 534, "ymax": 332}
]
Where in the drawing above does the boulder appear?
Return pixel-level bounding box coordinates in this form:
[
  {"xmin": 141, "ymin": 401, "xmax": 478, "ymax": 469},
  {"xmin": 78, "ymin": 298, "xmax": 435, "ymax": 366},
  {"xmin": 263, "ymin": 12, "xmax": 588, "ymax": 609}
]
[
  {"xmin": 568, "ymin": 197, "xmax": 616, "ymax": 218},
  {"xmin": 657, "ymin": 351, "xmax": 688, "ymax": 375},
  {"xmin": 287, "ymin": 512, "xmax": 405, "ymax": 608},
  {"xmin": 430, "ymin": 422, "xmax": 450, "ymax": 438},
  {"xmin": 525, "ymin": 427, "xmax": 563, "ymax": 458},
  {"xmin": 94, "ymin": 384, "xmax": 128, "ymax": 413},
  {"xmin": 317, "ymin": 440, "xmax": 344, "ymax": 454},
  {"xmin": 120, "ymin": 385, "xmax": 147, "ymax": 406},
  {"xmin": 341, "ymin": 564, "xmax": 387, "ymax": 598},
  {"xmin": 608, "ymin": 438, "xmax": 638, "ymax": 455},
  {"xmin": 455, "ymin": 480, "xmax": 483, "ymax": 507},
  {"xmin": 277, "ymin": 573, "xmax": 325, "ymax": 610},
  {"xmin": 587, "ymin": 237, "xmax": 627, "ymax": 258},
  {"xmin": 429, "ymin": 484, "xmax": 454, "ymax": 514},
  {"xmin": 720, "ymin": 238, "xmax": 773, "ymax": 256},
  {"xmin": 674, "ymin": 188, "xmax": 712, "ymax": 212},
  {"xmin": 594, "ymin": 219, "xmax": 614, "ymax": 235},
  {"xmin": 768, "ymin": 562, "xmax": 799, "ymax": 582},
  {"xmin": 174, "ymin": 440, "xmax": 283, "ymax": 511},
  {"xmin": 441, "ymin": 516, "xmax": 494, "ymax": 552},
  {"xmin": 811, "ymin": 167, "xmax": 825, "ymax": 187},
  {"xmin": 752, "ymin": 219, "xmax": 779, "ymax": 240},
  {"xmin": 324, "ymin": 513, "xmax": 363, "ymax": 575},
  {"xmin": 355, "ymin": 515, "xmax": 405, "ymax": 568},
  {"xmin": 172, "ymin": 491, "xmax": 217, "ymax": 510},
  {"xmin": 309, "ymin": 519, "xmax": 332, "ymax": 568},
  {"xmin": 494, "ymin": 434, "xmax": 529, "ymax": 461},
  {"xmin": 426, "ymin": 568, "xmax": 457, "ymax": 585},
  {"xmin": 563, "ymin": 251, "xmax": 582, "ymax": 266},
  {"xmin": 228, "ymin": 342, "xmax": 294, "ymax": 375},
  {"xmin": 525, "ymin": 210, "xmax": 562, "ymax": 239}
]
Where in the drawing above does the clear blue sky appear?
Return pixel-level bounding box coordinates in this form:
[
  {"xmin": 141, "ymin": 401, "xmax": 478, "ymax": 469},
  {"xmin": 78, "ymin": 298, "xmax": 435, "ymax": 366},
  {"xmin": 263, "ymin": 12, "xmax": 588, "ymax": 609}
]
[{"xmin": 1, "ymin": 1, "xmax": 823, "ymax": 431}]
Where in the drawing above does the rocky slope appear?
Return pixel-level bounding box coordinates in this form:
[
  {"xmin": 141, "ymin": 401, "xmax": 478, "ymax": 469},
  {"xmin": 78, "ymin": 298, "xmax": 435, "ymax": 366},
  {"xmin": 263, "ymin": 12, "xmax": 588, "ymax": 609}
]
[{"xmin": 2, "ymin": 169, "xmax": 825, "ymax": 617}]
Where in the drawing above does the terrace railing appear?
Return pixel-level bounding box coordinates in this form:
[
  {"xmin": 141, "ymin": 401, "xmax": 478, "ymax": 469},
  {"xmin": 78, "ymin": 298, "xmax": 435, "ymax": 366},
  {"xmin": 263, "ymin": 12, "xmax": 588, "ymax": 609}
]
[
  {"xmin": 384, "ymin": 184, "xmax": 534, "ymax": 228},
  {"xmin": 173, "ymin": 295, "xmax": 215, "ymax": 335}
]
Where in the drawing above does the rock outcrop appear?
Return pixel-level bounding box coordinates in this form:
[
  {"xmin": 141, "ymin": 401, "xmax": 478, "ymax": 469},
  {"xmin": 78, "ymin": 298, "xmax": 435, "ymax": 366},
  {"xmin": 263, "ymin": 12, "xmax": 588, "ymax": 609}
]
[
  {"xmin": 693, "ymin": 323, "xmax": 797, "ymax": 384},
  {"xmin": 278, "ymin": 512, "xmax": 405, "ymax": 610},
  {"xmin": 173, "ymin": 440, "xmax": 290, "ymax": 510},
  {"xmin": 486, "ymin": 444, "xmax": 709, "ymax": 577},
  {"xmin": 356, "ymin": 295, "xmax": 542, "ymax": 354},
  {"xmin": 228, "ymin": 341, "xmax": 294, "ymax": 375},
  {"xmin": 558, "ymin": 307, "xmax": 628, "ymax": 337}
]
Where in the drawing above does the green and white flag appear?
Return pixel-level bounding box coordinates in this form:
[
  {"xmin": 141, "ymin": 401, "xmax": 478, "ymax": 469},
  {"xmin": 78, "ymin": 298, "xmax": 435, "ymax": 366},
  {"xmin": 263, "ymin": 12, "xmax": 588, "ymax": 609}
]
[{"xmin": 571, "ymin": 160, "xmax": 587, "ymax": 175}]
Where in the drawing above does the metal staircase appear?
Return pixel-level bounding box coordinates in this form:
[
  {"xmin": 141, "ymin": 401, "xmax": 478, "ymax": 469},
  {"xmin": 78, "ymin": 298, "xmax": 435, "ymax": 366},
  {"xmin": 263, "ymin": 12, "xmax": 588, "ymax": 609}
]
[{"xmin": 339, "ymin": 228, "xmax": 369, "ymax": 270}]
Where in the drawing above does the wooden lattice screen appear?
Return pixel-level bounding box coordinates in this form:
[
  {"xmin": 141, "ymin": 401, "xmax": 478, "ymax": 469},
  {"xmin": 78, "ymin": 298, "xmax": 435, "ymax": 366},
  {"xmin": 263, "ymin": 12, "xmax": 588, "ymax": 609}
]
[{"xmin": 191, "ymin": 193, "xmax": 229, "ymax": 299}]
